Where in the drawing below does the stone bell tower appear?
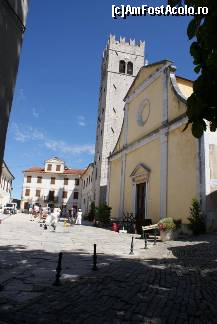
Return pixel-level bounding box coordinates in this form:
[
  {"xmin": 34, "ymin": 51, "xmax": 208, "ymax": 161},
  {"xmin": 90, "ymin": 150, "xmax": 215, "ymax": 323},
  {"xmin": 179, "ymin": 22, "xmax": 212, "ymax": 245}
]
[{"xmin": 93, "ymin": 35, "xmax": 145, "ymax": 206}]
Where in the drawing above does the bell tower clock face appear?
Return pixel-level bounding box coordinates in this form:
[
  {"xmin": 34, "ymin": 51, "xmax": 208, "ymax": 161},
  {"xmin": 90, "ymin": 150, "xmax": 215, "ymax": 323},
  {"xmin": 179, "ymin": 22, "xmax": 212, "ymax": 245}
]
[{"xmin": 136, "ymin": 98, "xmax": 150, "ymax": 127}]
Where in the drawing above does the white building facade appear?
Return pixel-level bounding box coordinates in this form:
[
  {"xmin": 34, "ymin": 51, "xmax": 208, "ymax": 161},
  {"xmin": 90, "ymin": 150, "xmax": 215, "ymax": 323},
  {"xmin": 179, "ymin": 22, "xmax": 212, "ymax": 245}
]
[
  {"xmin": 21, "ymin": 157, "xmax": 84, "ymax": 211},
  {"xmin": 80, "ymin": 163, "xmax": 94, "ymax": 215},
  {"xmin": 202, "ymin": 129, "xmax": 217, "ymax": 229},
  {"xmin": 93, "ymin": 35, "xmax": 145, "ymax": 206},
  {"xmin": 0, "ymin": 161, "xmax": 14, "ymax": 207}
]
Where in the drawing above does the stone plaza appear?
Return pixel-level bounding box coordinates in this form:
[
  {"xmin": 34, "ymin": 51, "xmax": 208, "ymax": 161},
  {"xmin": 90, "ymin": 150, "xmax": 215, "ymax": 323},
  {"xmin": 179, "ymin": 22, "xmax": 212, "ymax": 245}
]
[{"xmin": 0, "ymin": 213, "xmax": 217, "ymax": 323}]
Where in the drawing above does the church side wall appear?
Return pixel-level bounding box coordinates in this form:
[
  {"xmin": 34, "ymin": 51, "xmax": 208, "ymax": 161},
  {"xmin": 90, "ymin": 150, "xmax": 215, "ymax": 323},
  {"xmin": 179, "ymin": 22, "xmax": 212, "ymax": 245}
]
[
  {"xmin": 176, "ymin": 78, "xmax": 193, "ymax": 99},
  {"xmin": 168, "ymin": 81, "xmax": 187, "ymax": 122},
  {"xmin": 167, "ymin": 126, "xmax": 198, "ymax": 223}
]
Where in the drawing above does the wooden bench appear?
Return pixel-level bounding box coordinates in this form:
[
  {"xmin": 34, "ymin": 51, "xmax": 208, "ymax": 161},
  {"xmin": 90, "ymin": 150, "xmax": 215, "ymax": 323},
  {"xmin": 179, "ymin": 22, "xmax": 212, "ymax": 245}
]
[{"xmin": 142, "ymin": 224, "xmax": 158, "ymax": 232}]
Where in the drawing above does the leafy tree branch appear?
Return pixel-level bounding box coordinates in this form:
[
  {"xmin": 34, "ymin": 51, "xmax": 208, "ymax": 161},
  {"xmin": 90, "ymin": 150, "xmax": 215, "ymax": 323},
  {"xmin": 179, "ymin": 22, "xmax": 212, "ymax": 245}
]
[{"xmin": 169, "ymin": 0, "xmax": 217, "ymax": 137}]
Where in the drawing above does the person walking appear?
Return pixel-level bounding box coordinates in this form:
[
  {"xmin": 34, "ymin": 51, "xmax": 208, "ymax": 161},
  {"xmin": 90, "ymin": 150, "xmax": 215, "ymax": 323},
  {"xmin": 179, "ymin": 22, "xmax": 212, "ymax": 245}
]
[
  {"xmin": 44, "ymin": 207, "xmax": 60, "ymax": 231},
  {"xmin": 75, "ymin": 208, "xmax": 82, "ymax": 225},
  {"xmin": 50, "ymin": 207, "xmax": 61, "ymax": 231},
  {"xmin": 29, "ymin": 204, "xmax": 34, "ymax": 221}
]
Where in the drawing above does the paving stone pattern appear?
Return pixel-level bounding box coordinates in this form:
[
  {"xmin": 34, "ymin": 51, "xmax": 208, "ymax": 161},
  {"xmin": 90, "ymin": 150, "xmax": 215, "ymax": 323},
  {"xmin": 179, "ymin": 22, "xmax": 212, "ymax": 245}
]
[{"xmin": 0, "ymin": 214, "xmax": 217, "ymax": 323}]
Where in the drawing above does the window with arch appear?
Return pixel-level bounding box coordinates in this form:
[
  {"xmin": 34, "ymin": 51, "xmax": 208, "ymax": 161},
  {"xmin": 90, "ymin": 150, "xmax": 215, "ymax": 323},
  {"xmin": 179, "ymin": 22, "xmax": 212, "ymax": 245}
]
[
  {"xmin": 119, "ymin": 60, "xmax": 126, "ymax": 73},
  {"xmin": 127, "ymin": 62, "xmax": 133, "ymax": 75}
]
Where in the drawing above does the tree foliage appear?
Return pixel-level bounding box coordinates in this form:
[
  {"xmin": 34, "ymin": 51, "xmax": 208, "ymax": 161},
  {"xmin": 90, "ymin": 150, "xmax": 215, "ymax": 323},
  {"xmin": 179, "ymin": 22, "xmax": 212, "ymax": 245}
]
[
  {"xmin": 169, "ymin": 0, "xmax": 217, "ymax": 137},
  {"xmin": 188, "ymin": 198, "xmax": 206, "ymax": 234},
  {"xmin": 87, "ymin": 201, "xmax": 96, "ymax": 221},
  {"xmin": 95, "ymin": 203, "xmax": 111, "ymax": 225}
]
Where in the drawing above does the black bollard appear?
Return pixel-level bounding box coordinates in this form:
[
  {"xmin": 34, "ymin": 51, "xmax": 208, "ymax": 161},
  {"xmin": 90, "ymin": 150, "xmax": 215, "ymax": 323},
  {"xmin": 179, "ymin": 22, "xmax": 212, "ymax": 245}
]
[
  {"xmin": 154, "ymin": 229, "xmax": 157, "ymax": 245},
  {"xmin": 53, "ymin": 252, "xmax": 63, "ymax": 286},
  {"xmin": 144, "ymin": 233, "xmax": 148, "ymax": 249},
  {"xmin": 92, "ymin": 244, "xmax": 98, "ymax": 271},
  {"xmin": 129, "ymin": 237, "xmax": 134, "ymax": 255}
]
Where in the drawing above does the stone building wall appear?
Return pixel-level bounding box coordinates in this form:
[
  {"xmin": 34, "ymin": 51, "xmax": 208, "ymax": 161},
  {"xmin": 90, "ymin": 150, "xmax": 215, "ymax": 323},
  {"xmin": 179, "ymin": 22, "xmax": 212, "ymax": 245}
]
[
  {"xmin": 93, "ymin": 35, "xmax": 145, "ymax": 205},
  {"xmin": 0, "ymin": 0, "xmax": 28, "ymax": 176}
]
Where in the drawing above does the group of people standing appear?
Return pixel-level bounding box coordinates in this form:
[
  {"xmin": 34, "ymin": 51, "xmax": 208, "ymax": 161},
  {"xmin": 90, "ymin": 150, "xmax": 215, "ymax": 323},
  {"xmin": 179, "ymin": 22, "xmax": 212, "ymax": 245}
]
[{"xmin": 28, "ymin": 204, "xmax": 83, "ymax": 231}]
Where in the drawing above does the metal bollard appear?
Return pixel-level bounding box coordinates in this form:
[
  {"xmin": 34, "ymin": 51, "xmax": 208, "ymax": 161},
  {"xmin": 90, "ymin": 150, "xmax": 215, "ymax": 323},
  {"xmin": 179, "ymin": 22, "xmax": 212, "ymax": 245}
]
[
  {"xmin": 144, "ymin": 233, "xmax": 148, "ymax": 249},
  {"xmin": 53, "ymin": 252, "xmax": 63, "ymax": 286},
  {"xmin": 129, "ymin": 237, "xmax": 134, "ymax": 255},
  {"xmin": 92, "ymin": 244, "xmax": 98, "ymax": 271}
]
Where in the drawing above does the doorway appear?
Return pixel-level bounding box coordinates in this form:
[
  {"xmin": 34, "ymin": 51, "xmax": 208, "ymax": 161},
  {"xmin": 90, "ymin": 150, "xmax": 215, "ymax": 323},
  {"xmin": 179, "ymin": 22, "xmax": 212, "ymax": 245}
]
[
  {"xmin": 48, "ymin": 191, "xmax": 55, "ymax": 201},
  {"xmin": 135, "ymin": 182, "xmax": 147, "ymax": 233},
  {"xmin": 24, "ymin": 202, "xmax": 29, "ymax": 210}
]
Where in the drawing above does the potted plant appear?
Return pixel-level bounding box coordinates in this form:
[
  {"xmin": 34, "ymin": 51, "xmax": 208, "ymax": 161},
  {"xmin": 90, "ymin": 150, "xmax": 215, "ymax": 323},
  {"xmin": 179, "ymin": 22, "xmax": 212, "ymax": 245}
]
[
  {"xmin": 158, "ymin": 217, "xmax": 176, "ymax": 241},
  {"xmin": 188, "ymin": 198, "xmax": 206, "ymax": 235}
]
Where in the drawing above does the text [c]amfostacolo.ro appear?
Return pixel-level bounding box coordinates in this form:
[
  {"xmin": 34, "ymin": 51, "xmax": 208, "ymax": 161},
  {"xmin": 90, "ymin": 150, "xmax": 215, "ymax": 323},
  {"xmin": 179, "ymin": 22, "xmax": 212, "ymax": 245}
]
[{"xmin": 112, "ymin": 4, "xmax": 209, "ymax": 19}]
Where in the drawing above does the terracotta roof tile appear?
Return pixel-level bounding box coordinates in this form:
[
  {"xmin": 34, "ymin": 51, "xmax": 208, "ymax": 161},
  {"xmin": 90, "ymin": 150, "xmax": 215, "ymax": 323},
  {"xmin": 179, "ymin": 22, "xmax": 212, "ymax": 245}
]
[
  {"xmin": 24, "ymin": 167, "xmax": 44, "ymax": 173},
  {"xmin": 63, "ymin": 169, "xmax": 85, "ymax": 175},
  {"xmin": 23, "ymin": 166, "xmax": 85, "ymax": 176}
]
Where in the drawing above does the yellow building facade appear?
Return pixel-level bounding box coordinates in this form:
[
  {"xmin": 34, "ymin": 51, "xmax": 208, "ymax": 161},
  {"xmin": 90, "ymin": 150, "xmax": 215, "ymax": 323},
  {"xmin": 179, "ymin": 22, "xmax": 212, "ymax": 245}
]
[{"xmin": 108, "ymin": 60, "xmax": 216, "ymax": 231}]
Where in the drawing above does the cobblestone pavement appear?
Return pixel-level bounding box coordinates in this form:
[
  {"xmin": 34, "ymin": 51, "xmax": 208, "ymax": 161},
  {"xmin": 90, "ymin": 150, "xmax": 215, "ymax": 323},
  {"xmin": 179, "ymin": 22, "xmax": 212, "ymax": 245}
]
[
  {"xmin": 0, "ymin": 214, "xmax": 217, "ymax": 323},
  {"xmin": 0, "ymin": 213, "xmax": 12, "ymax": 222}
]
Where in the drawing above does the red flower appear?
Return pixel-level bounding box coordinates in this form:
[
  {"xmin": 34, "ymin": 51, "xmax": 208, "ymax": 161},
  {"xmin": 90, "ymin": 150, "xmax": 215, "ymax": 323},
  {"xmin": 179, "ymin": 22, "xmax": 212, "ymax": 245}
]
[{"xmin": 158, "ymin": 223, "xmax": 166, "ymax": 231}]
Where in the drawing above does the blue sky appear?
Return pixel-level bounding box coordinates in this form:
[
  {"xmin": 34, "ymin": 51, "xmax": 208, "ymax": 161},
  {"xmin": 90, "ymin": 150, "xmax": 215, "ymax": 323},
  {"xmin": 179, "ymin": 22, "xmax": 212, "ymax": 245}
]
[{"xmin": 4, "ymin": 0, "xmax": 195, "ymax": 198}]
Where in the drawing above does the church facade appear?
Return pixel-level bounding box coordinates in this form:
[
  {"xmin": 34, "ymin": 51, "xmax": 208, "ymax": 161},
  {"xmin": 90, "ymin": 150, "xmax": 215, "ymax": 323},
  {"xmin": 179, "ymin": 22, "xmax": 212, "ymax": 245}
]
[{"xmin": 107, "ymin": 60, "xmax": 217, "ymax": 231}]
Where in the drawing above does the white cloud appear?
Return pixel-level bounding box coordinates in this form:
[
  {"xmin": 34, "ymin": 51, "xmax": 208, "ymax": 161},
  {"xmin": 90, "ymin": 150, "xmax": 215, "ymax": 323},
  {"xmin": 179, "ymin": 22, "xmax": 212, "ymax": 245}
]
[
  {"xmin": 17, "ymin": 88, "xmax": 26, "ymax": 102},
  {"xmin": 78, "ymin": 121, "xmax": 86, "ymax": 127},
  {"xmin": 12, "ymin": 123, "xmax": 30, "ymax": 142},
  {"xmin": 77, "ymin": 115, "xmax": 86, "ymax": 127},
  {"xmin": 28, "ymin": 127, "xmax": 45, "ymax": 141},
  {"xmin": 44, "ymin": 140, "xmax": 94, "ymax": 155},
  {"xmin": 12, "ymin": 123, "xmax": 94, "ymax": 155},
  {"xmin": 32, "ymin": 108, "xmax": 39, "ymax": 118}
]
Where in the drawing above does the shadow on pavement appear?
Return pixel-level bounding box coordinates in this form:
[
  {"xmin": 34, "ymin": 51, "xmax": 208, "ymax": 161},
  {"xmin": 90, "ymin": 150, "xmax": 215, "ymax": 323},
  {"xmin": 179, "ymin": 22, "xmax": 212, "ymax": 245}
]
[{"xmin": 0, "ymin": 234, "xmax": 217, "ymax": 323}]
